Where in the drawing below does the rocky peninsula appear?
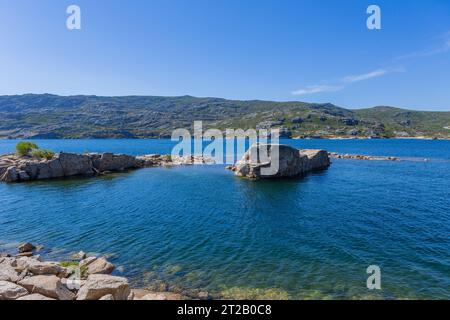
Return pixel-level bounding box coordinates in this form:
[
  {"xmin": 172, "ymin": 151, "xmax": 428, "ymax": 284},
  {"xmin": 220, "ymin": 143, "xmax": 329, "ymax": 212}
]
[{"xmin": 0, "ymin": 152, "xmax": 214, "ymax": 183}]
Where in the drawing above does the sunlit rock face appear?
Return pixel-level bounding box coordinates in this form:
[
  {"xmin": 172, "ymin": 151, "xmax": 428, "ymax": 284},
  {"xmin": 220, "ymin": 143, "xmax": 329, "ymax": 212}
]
[{"xmin": 232, "ymin": 144, "xmax": 330, "ymax": 179}]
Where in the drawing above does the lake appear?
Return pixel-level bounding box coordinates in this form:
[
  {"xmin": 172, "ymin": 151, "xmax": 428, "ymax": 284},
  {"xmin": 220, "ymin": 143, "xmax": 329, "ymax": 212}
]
[{"xmin": 0, "ymin": 139, "xmax": 449, "ymax": 299}]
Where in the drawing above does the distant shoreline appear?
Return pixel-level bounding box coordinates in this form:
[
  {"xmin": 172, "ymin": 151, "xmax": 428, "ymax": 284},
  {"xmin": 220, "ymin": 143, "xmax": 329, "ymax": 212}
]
[{"xmin": 0, "ymin": 137, "xmax": 449, "ymax": 141}]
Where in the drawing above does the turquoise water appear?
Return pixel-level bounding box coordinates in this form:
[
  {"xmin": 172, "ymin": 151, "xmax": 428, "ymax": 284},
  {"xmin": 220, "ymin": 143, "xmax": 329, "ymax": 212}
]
[{"xmin": 1, "ymin": 139, "xmax": 449, "ymax": 299}]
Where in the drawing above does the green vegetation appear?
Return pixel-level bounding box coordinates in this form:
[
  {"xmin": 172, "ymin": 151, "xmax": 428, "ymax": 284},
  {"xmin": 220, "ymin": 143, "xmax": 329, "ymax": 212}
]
[
  {"xmin": 2, "ymin": 94, "xmax": 450, "ymax": 139},
  {"xmin": 31, "ymin": 149, "xmax": 55, "ymax": 160},
  {"xmin": 15, "ymin": 141, "xmax": 38, "ymax": 156},
  {"xmin": 60, "ymin": 261, "xmax": 79, "ymax": 268},
  {"xmin": 15, "ymin": 141, "xmax": 55, "ymax": 159},
  {"xmin": 60, "ymin": 261, "xmax": 88, "ymax": 279}
]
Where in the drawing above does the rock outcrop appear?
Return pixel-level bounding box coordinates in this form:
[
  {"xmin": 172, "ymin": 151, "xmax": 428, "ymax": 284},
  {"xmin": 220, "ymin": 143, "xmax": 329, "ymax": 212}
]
[
  {"xmin": 85, "ymin": 257, "xmax": 115, "ymax": 275},
  {"xmin": 19, "ymin": 275, "xmax": 76, "ymax": 300},
  {"xmin": 0, "ymin": 280, "xmax": 29, "ymax": 300},
  {"xmin": 328, "ymin": 152, "xmax": 400, "ymax": 161},
  {"xmin": 0, "ymin": 152, "xmax": 214, "ymax": 183},
  {"xmin": 0, "ymin": 249, "xmax": 130, "ymax": 301},
  {"xmin": 76, "ymin": 274, "xmax": 131, "ymax": 300},
  {"xmin": 229, "ymin": 144, "xmax": 330, "ymax": 179},
  {"xmin": 1, "ymin": 243, "xmax": 211, "ymax": 301}
]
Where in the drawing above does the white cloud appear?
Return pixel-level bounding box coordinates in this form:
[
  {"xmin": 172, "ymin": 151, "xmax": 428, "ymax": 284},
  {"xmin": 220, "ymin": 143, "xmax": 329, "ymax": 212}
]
[
  {"xmin": 291, "ymin": 85, "xmax": 343, "ymax": 96},
  {"xmin": 341, "ymin": 69, "xmax": 388, "ymax": 83},
  {"xmin": 291, "ymin": 68, "xmax": 395, "ymax": 96},
  {"xmin": 396, "ymin": 32, "xmax": 450, "ymax": 60}
]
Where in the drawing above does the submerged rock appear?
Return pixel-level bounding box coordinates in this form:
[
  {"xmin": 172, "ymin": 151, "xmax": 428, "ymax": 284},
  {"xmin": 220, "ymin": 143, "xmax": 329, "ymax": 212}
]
[
  {"xmin": 86, "ymin": 257, "xmax": 115, "ymax": 275},
  {"xmin": 71, "ymin": 251, "xmax": 87, "ymax": 261},
  {"xmin": 18, "ymin": 242, "xmax": 36, "ymax": 253},
  {"xmin": 231, "ymin": 144, "xmax": 330, "ymax": 179}
]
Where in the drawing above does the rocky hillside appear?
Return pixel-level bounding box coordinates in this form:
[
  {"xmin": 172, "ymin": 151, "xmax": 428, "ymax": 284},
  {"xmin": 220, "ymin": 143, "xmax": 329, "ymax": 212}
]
[{"xmin": 0, "ymin": 94, "xmax": 449, "ymax": 139}]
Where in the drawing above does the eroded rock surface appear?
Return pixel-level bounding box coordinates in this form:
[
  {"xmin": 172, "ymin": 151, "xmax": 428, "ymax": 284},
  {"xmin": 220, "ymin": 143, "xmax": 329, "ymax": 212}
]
[{"xmin": 230, "ymin": 144, "xmax": 330, "ymax": 179}]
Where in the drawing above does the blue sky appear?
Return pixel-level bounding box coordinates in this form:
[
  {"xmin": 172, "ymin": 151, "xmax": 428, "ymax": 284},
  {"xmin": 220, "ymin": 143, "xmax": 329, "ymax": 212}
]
[{"xmin": 0, "ymin": 0, "xmax": 449, "ymax": 110}]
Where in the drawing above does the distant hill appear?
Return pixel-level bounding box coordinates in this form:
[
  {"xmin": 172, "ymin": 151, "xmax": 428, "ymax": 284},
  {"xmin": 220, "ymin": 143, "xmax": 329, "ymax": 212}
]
[{"xmin": 0, "ymin": 94, "xmax": 449, "ymax": 139}]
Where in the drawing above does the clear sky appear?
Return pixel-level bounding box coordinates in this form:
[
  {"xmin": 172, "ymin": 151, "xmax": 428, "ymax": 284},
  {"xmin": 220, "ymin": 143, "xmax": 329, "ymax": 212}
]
[{"xmin": 0, "ymin": 0, "xmax": 449, "ymax": 110}]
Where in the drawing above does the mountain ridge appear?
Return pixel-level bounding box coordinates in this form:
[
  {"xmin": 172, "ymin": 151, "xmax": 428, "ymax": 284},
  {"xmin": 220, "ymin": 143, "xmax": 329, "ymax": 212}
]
[{"xmin": 1, "ymin": 94, "xmax": 449, "ymax": 139}]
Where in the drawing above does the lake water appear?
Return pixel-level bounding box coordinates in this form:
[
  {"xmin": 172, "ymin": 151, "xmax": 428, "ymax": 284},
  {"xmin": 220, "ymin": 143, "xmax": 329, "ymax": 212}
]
[{"xmin": 1, "ymin": 139, "xmax": 449, "ymax": 299}]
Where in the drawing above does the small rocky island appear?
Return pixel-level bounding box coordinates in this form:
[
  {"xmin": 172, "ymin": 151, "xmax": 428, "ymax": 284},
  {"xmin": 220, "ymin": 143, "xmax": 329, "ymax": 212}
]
[{"xmin": 228, "ymin": 144, "xmax": 331, "ymax": 179}]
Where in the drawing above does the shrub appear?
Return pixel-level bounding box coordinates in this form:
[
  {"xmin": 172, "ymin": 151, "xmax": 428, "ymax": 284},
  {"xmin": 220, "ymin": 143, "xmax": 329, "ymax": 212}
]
[
  {"xmin": 31, "ymin": 149, "xmax": 55, "ymax": 160},
  {"xmin": 16, "ymin": 141, "xmax": 39, "ymax": 156}
]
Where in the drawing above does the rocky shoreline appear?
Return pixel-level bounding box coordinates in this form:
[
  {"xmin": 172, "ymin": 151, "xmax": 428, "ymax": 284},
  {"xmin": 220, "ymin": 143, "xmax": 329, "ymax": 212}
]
[
  {"xmin": 328, "ymin": 152, "xmax": 400, "ymax": 161},
  {"xmin": 0, "ymin": 152, "xmax": 214, "ymax": 183},
  {"xmin": 1, "ymin": 146, "xmax": 406, "ymax": 183},
  {"xmin": 0, "ymin": 242, "xmax": 203, "ymax": 301}
]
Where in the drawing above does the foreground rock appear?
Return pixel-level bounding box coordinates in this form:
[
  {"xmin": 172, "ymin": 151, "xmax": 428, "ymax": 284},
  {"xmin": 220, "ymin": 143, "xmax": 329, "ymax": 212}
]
[
  {"xmin": 16, "ymin": 257, "xmax": 69, "ymax": 278},
  {"xmin": 1, "ymin": 244, "xmax": 196, "ymax": 301},
  {"xmin": 229, "ymin": 144, "xmax": 330, "ymax": 179},
  {"xmin": 0, "ymin": 280, "xmax": 29, "ymax": 300},
  {"xmin": 76, "ymin": 274, "xmax": 130, "ymax": 300},
  {"xmin": 0, "ymin": 262, "xmax": 20, "ymax": 282},
  {"xmin": 0, "ymin": 152, "xmax": 214, "ymax": 183},
  {"xmin": 17, "ymin": 293, "xmax": 56, "ymax": 300},
  {"xmin": 19, "ymin": 275, "xmax": 76, "ymax": 300}
]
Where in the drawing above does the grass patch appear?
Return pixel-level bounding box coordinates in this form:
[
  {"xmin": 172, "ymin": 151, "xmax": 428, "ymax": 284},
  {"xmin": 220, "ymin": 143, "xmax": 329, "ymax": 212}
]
[
  {"xmin": 60, "ymin": 261, "xmax": 79, "ymax": 268},
  {"xmin": 16, "ymin": 141, "xmax": 38, "ymax": 156}
]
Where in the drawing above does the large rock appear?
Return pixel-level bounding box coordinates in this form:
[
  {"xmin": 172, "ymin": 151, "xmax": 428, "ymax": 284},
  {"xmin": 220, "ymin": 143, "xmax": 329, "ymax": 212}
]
[
  {"xmin": 16, "ymin": 257, "xmax": 68, "ymax": 278},
  {"xmin": 233, "ymin": 144, "xmax": 330, "ymax": 179},
  {"xmin": 58, "ymin": 152, "xmax": 94, "ymax": 176},
  {"xmin": 35, "ymin": 159, "xmax": 65, "ymax": 180},
  {"xmin": 76, "ymin": 274, "xmax": 130, "ymax": 300},
  {"xmin": 0, "ymin": 263, "xmax": 20, "ymax": 282},
  {"xmin": 86, "ymin": 257, "xmax": 115, "ymax": 275},
  {"xmin": 1, "ymin": 166, "xmax": 19, "ymax": 182},
  {"xmin": 91, "ymin": 153, "xmax": 138, "ymax": 172},
  {"xmin": 0, "ymin": 280, "xmax": 29, "ymax": 300},
  {"xmin": 18, "ymin": 242, "xmax": 36, "ymax": 253},
  {"xmin": 19, "ymin": 275, "xmax": 76, "ymax": 300},
  {"xmin": 300, "ymin": 149, "xmax": 330, "ymax": 171}
]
